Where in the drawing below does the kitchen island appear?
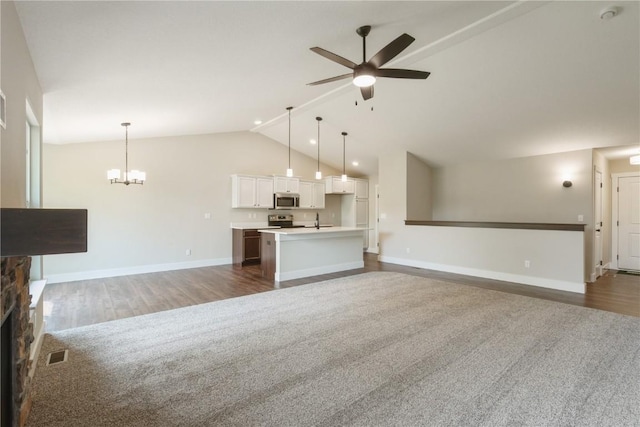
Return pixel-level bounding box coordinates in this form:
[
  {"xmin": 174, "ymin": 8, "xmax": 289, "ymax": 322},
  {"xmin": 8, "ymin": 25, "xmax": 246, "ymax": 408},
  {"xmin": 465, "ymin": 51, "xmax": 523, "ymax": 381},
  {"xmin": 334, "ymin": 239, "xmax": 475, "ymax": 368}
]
[{"xmin": 259, "ymin": 227, "xmax": 366, "ymax": 282}]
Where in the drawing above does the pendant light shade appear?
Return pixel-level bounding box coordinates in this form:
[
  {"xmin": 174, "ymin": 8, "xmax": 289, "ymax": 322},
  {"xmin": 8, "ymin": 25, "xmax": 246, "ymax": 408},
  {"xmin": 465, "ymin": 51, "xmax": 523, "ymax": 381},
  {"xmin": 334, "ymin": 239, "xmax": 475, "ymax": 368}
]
[
  {"xmin": 286, "ymin": 106, "xmax": 294, "ymax": 177},
  {"xmin": 107, "ymin": 122, "xmax": 146, "ymax": 186},
  {"xmin": 341, "ymin": 132, "xmax": 348, "ymax": 182},
  {"xmin": 315, "ymin": 117, "xmax": 323, "ymax": 180}
]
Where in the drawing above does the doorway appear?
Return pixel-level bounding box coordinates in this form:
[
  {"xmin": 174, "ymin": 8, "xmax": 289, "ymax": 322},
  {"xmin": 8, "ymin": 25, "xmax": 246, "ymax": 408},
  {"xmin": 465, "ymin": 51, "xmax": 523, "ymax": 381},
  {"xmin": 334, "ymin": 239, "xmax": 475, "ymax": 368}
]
[{"xmin": 611, "ymin": 173, "xmax": 640, "ymax": 271}]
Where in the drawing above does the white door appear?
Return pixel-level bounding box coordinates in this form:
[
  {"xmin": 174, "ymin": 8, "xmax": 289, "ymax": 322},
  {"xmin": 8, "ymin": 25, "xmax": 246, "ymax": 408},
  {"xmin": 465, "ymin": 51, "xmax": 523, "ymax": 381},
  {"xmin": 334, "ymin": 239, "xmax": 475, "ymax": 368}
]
[
  {"xmin": 594, "ymin": 170, "xmax": 603, "ymax": 277},
  {"xmin": 618, "ymin": 175, "xmax": 640, "ymax": 271}
]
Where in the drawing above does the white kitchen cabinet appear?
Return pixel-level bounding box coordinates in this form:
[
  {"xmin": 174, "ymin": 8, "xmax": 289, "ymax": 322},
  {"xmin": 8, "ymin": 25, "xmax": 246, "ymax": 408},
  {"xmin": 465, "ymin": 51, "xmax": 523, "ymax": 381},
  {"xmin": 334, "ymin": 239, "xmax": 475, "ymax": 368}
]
[
  {"xmin": 300, "ymin": 180, "xmax": 326, "ymax": 209},
  {"xmin": 274, "ymin": 176, "xmax": 300, "ymax": 193},
  {"xmin": 355, "ymin": 178, "xmax": 369, "ymax": 199},
  {"xmin": 341, "ymin": 195, "xmax": 369, "ymax": 249},
  {"xmin": 231, "ymin": 175, "xmax": 274, "ymax": 208},
  {"xmin": 324, "ymin": 176, "xmax": 355, "ymax": 194}
]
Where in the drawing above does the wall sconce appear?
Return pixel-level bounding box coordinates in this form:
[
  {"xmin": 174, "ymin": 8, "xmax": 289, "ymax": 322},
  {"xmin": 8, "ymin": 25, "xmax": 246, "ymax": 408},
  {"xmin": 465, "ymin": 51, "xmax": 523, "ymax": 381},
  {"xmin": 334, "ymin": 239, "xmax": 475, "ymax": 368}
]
[{"xmin": 562, "ymin": 180, "xmax": 573, "ymax": 188}]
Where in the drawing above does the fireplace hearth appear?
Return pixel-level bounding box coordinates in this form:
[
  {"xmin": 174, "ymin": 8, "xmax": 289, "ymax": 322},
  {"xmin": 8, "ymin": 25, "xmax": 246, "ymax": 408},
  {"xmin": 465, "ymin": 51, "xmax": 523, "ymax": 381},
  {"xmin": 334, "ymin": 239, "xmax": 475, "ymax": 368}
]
[{"xmin": 1, "ymin": 257, "xmax": 33, "ymax": 427}]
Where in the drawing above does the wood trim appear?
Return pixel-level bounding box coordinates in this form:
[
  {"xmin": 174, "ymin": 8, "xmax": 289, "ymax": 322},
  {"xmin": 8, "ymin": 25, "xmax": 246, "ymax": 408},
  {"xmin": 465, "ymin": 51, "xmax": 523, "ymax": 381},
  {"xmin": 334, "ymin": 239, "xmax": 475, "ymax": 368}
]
[
  {"xmin": 404, "ymin": 220, "xmax": 585, "ymax": 232},
  {"xmin": 1, "ymin": 208, "xmax": 88, "ymax": 256}
]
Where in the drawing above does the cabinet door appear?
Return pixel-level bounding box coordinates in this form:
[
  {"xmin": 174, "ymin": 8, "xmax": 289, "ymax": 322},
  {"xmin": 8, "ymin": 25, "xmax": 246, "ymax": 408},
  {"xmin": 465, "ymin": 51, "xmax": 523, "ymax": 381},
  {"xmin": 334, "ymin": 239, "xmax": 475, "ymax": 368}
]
[
  {"xmin": 355, "ymin": 179, "xmax": 368, "ymax": 199},
  {"xmin": 313, "ymin": 182, "xmax": 325, "ymax": 208},
  {"xmin": 298, "ymin": 181, "xmax": 314, "ymax": 208},
  {"xmin": 274, "ymin": 177, "xmax": 299, "ymax": 193},
  {"xmin": 343, "ymin": 179, "xmax": 355, "ymax": 194},
  {"xmin": 255, "ymin": 178, "xmax": 274, "ymax": 208},
  {"xmin": 235, "ymin": 176, "xmax": 257, "ymax": 208},
  {"xmin": 355, "ymin": 198, "xmax": 369, "ymax": 249},
  {"xmin": 244, "ymin": 235, "xmax": 261, "ymax": 262}
]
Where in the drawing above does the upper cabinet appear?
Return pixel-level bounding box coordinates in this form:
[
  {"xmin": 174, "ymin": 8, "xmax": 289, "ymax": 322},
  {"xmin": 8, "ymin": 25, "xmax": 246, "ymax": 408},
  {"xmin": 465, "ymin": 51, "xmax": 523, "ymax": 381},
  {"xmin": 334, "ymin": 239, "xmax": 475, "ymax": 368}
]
[
  {"xmin": 299, "ymin": 180, "xmax": 326, "ymax": 209},
  {"xmin": 354, "ymin": 178, "xmax": 368, "ymax": 199},
  {"xmin": 274, "ymin": 176, "xmax": 300, "ymax": 193},
  {"xmin": 231, "ymin": 175, "xmax": 274, "ymax": 208},
  {"xmin": 324, "ymin": 176, "xmax": 355, "ymax": 194}
]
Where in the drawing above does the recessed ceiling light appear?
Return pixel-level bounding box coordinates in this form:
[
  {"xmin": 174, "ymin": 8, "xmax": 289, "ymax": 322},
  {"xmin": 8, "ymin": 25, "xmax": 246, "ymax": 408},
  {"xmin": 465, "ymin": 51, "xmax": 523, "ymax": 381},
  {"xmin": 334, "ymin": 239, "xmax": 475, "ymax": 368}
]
[
  {"xmin": 309, "ymin": 139, "xmax": 317, "ymax": 145},
  {"xmin": 254, "ymin": 119, "xmax": 262, "ymax": 125},
  {"xmin": 352, "ymin": 161, "xmax": 359, "ymax": 166}
]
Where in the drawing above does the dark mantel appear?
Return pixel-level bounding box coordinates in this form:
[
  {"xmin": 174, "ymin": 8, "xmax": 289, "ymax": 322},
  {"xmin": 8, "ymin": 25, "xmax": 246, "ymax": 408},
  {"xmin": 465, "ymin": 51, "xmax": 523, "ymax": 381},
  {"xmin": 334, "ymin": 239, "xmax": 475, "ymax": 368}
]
[
  {"xmin": 1, "ymin": 208, "xmax": 88, "ymax": 257},
  {"xmin": 404, "ymin": 220, "xmax": 586, "ymax": 232}
]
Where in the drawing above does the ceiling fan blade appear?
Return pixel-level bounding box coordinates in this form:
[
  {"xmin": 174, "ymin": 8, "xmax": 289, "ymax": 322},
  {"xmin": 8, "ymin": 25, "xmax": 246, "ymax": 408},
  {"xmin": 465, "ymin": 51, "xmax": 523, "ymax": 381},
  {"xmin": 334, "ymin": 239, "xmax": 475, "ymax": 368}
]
[
  {"xmin": 375, "ymin": 68, "xmax": 431, "ymax": 79},
  {"xmin": 310, "ymin": 47, "xmax": 357, "ymax": 69},
  {"xmin": 307, "ymin": 73, "xmax": 352, "ymax": 86},
  {"xmin": 369, "ymin": 33, "xmax": 415, "ymax": 68},
  {"xmin": 360, "ymin": 85, "xmax": 374, "ymax": 101}
]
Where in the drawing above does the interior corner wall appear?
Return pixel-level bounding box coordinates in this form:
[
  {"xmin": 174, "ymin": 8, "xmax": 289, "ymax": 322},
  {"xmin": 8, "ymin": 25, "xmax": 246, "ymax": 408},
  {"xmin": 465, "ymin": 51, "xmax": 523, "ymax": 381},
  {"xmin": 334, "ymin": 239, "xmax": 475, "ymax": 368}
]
[
  {"xmin": 406, "ymin": 152, "xmax": 432, "ymax": 221},
  {"xmin": 377, "ymin": 150, "xmax": 408, "ymax": 256},
  {"xmin": 0, "ymin": 0, "xmax": 43, "ymax": 208},
  {"xmin": 42, "ymin": 131, "xmax": 342, "ymax": 280}
]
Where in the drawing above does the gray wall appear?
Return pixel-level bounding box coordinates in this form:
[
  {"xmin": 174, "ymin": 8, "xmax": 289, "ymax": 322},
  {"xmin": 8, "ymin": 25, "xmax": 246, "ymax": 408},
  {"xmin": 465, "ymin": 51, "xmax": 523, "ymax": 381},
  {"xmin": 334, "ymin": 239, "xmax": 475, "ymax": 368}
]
[
  {"xmin": 43, "ymin": 131, "xmax": 345, "ymax": 277},
  {"xmin": 431, "ymin": 150, "xmax": 592, "ymax": 224},
  {"xmin": 406, "ymin": 153, "xmax": 432, "ymax": 221},
  {"xmin": 380, "ymin": 148, "xmax": 595, "ymax": 283},
  {"xmin": 1, "ymin": 0, "xmax": 43, "ymax": 207}
]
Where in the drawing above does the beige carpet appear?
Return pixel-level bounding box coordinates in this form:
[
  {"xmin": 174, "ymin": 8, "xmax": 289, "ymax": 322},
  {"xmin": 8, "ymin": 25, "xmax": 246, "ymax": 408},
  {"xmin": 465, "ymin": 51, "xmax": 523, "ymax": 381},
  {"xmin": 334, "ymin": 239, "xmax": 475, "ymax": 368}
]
[{"xmin": 27, "ymin": 272, "xmax": 639, "ymax": 426}]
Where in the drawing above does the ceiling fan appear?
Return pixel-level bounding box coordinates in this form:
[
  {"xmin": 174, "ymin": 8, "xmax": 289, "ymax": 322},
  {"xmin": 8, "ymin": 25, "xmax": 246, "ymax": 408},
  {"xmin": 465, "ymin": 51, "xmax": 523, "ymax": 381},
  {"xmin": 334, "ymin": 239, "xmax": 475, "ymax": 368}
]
[{"xmin": 308, "ymin": 25, "xmax": 431, "ymax": 101}]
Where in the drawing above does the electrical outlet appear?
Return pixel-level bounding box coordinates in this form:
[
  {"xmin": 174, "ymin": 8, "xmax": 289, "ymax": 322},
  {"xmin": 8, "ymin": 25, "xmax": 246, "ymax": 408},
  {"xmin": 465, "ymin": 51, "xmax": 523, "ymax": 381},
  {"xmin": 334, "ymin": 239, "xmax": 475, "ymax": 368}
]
[
  {"xmin": 578, "ymin": 214, "xmax": 584, "ymax": 222},
  {"xmin": 186, "ymin": 249, "xmax": 191, "ymax": 256},
  {"xmin": 204, "ymin": 213, "xmax": 211, "ymax": 219},
  {"xmin": 406, "ymin": 248, "xmax": 411, "ymax": 254},
  {"xmin": 524, "ymin": 260, "xmax": 530, "ymax": 268}
]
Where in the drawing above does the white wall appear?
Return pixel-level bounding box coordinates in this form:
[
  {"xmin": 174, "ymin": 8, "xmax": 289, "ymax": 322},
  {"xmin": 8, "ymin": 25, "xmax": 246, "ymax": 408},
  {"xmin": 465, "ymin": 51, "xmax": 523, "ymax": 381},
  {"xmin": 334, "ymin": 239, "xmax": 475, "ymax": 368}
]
[
  {"xmin": 42, "ymin": 131, "xmax": 343, "ymax": 281},
  {"xmin": 378, "ymin": 149, "xmax": 591, "ymax": 292},
  {"xmin": 1, "ymin": 0, "xmax": 43, "ymax": 208}
]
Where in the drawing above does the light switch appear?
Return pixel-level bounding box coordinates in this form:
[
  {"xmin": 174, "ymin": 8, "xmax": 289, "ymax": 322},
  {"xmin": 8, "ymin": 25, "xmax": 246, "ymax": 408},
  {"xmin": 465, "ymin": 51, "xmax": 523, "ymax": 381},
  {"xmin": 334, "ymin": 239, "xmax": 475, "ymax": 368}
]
[{"xmin": 204, "ymin": 213, "xmax": 211, "ymax": 219}]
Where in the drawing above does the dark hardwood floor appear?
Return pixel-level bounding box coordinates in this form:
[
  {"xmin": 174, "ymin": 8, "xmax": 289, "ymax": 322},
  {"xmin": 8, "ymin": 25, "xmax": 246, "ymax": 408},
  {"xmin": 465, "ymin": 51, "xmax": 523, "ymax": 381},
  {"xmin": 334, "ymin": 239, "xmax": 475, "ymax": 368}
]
[{"xmin": 43, "ymin": 253, "xmax": 639, "ymax": 332}]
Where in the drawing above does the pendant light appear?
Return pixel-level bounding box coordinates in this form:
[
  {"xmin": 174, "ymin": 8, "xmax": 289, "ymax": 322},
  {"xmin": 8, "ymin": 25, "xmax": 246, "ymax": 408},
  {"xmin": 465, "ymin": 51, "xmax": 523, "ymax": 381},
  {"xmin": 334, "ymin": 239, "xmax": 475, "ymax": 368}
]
[
  {"xmin": 315, "ymin": 117, "xmax": 323, "ymax": 180},
  {"xmin": 341, "ymin": 131, "xmax": 348, "ymax": 182},
  {"xmin": 107, "ymin": 122, "xmax": 146, "ymax": 185},
  {"xmin": 286, "ymin": 106, "xmax": 294, "ymax": 177}
]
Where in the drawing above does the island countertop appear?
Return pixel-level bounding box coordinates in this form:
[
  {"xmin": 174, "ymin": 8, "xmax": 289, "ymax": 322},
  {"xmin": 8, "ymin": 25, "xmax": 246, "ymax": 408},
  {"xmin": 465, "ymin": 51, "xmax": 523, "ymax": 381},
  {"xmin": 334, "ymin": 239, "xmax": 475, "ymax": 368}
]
[{"xmin": 258, "ymin": 226, "xmax": 367, "ymax": 235}]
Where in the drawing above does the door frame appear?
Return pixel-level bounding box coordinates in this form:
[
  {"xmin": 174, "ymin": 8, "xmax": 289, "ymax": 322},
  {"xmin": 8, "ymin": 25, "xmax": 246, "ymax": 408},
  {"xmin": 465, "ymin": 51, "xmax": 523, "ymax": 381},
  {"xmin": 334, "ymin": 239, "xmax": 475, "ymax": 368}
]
[
  {"xmin": 593, "ymin": 168, "xmax": 603, "ymax": 279},
  {"xmin": 610, "ymin": 172, "xmax": 640, "ymax": 270}
]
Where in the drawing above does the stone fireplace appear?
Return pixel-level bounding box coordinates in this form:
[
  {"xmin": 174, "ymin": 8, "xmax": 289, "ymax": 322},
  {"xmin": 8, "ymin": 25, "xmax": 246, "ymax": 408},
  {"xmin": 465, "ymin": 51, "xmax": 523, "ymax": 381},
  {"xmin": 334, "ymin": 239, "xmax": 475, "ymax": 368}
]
[
  {"xmin": 1, "ymin": 256, "xmax": 33, "ymax": 427},
  {"xmin": 0, "ymin": 207, "xmax": 88, "ymax": 426}
]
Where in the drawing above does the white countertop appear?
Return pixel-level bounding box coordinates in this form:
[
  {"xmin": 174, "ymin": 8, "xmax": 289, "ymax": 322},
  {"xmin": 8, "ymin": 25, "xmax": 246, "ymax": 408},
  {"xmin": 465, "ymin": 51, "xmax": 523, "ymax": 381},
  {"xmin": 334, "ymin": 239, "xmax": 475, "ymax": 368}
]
[
  {"xmin": 230, "ymin": 223, "xmax": 278, "ymax": 230},
  {"xmin": 258, "ymin": 226, "xmax": 367, "ymax": 235}
]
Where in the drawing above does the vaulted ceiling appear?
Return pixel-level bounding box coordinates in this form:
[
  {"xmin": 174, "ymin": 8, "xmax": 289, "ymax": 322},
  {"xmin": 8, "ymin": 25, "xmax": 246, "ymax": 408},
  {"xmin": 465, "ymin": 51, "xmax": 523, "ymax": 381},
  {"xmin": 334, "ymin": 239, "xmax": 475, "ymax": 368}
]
[{"xmin": 15, "ymin": 1, "xmax": 639, "ymax": 176}]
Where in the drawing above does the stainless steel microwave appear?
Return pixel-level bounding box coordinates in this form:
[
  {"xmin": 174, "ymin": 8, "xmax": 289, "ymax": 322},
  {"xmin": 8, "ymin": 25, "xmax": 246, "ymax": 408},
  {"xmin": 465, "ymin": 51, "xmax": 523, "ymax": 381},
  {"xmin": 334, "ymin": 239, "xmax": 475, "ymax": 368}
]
[{"xmin": 274, "ymin": 192, "xmax": 300, "ymax": 209}]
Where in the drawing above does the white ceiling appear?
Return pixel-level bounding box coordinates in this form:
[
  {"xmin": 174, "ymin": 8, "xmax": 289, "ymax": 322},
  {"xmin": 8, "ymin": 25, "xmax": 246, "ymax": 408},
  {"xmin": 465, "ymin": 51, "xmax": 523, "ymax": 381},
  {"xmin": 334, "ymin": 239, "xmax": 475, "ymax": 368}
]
[{"xmin": 14, "ymin": 1, "xmax": 640, "ymax": 177}]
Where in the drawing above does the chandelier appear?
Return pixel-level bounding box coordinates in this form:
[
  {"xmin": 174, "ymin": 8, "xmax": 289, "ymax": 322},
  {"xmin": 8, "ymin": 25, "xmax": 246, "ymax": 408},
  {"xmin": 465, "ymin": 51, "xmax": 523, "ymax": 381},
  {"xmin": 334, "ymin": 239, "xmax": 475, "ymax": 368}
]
[{"xmin": 107, "ymin": 122, "xmax": 146, "ymax": 185}]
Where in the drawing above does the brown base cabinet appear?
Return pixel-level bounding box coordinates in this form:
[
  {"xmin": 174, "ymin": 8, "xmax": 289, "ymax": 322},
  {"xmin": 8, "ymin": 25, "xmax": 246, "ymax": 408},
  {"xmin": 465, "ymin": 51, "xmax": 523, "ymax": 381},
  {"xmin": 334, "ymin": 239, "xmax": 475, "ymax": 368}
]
[{"xmin": 232, "ymin": 229, "xmax": 261, "ymax": 265}]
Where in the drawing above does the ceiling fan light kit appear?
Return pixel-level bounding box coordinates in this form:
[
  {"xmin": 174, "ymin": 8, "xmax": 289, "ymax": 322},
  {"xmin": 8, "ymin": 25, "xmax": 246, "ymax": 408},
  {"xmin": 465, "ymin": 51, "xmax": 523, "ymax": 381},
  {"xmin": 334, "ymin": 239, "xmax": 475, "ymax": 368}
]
[{"xmin": 308, "ymin": 24, "xmax": 430, "ymax": 100}]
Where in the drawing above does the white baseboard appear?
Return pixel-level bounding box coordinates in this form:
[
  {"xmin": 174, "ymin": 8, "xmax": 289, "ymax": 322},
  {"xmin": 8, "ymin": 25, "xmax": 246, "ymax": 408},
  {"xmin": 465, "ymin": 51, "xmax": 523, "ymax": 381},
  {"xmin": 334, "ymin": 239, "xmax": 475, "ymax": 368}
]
[
  {"xmin": 45, "ymin": 257, "xmax": 233, "ymax": 283},
  {"xmin": 366, "ymin": 246, "xmax": 379, "ymax": 254},
  {"xmin": 275, "ymin": 261, "xmax": 364, "ymax": 282},
  {"xmin": 379, "ymin": 256, "xmax": 585, "ymax": 294}
]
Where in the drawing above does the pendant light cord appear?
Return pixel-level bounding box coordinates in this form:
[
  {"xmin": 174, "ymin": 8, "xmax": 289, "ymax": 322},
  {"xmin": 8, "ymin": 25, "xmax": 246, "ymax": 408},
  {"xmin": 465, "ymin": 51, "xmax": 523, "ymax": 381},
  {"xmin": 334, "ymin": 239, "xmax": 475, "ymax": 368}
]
[
  {"xmin": 342, "ymin": 131, "xmax": 347, "ymax": 176},
  {"xmin": 316, "ymin": 117, "xmax": 323, "ymax": 178},
  {"xmin": 287, "ymin": 107, "xmax": 293, "ymax": 170}
]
